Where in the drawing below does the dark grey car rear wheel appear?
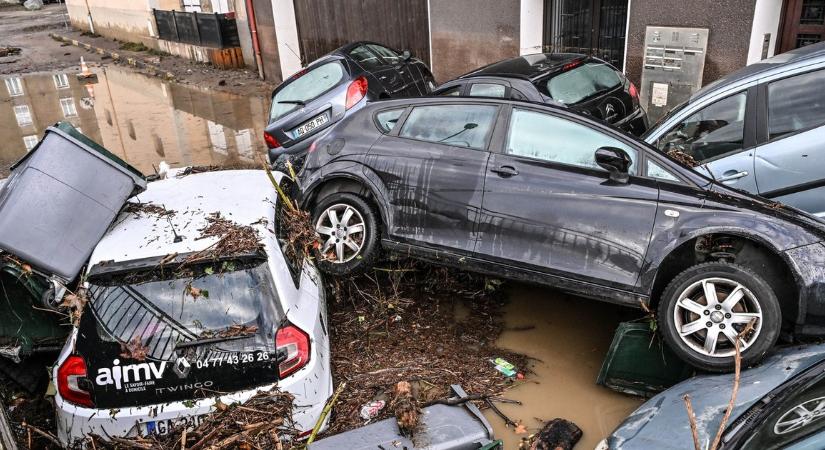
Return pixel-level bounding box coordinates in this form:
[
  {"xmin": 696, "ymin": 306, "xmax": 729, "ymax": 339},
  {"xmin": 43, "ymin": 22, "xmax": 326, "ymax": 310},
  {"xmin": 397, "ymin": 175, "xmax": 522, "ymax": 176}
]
[
  {"xmin": 312, "ymin": 193, "xmax": 380, "ymax": 276},
  {"xmin": 658, "ymin": 262, "xmax": 781, "ymax": 372}
]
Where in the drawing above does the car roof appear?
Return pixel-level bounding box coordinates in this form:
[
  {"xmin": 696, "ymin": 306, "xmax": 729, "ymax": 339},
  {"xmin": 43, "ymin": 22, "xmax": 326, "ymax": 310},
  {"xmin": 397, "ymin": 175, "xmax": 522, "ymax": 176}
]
[
  {"xmin": 460, "ymin": 53, "xmax": 588, "ymax": 80},
  {"xmin": 88, "ymin": 170, "xmax": 280, "ymax": 268},
  {"xmin": 692, "ymin": 41, "xmax": 825, "ymax": 101}
]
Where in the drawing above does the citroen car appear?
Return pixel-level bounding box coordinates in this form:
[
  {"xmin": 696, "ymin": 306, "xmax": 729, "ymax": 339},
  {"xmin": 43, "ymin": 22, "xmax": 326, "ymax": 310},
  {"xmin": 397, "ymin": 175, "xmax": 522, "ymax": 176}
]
[
  {"xmin": 433, "ymin": 53, "xmax": 648, "ymax": 135},
  {"xmin": 264, "ymin": 41, "xmax": 435, "ymax": 164},
  {"xmin": 52, "ymin": 170, "xmax": 331, "ymax": 445},
  {"xmin": 296, "ymin": 96, "xmax": 825, "ymax": 373}
]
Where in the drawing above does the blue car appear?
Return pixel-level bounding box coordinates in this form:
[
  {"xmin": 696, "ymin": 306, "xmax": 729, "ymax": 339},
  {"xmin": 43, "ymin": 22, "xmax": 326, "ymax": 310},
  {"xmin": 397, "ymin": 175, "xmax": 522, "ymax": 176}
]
[
  {"xmin": 644, "ymin": 42, "xmax": 825, "ymax": 217},
  {"xmin": 602, "ymin": 343, "xmax": 825, "ymax": 449},
  {"xmin": 264, "ymin": 41, "xmax": 435, "ymax": 164}
]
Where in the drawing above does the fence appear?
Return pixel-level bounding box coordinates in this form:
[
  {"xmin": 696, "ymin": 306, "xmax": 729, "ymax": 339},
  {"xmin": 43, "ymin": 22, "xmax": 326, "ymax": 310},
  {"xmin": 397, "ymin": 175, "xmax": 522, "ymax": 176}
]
[{"xmin": 153, "ymin": 9, "xmax": 240, "ymax": 48}]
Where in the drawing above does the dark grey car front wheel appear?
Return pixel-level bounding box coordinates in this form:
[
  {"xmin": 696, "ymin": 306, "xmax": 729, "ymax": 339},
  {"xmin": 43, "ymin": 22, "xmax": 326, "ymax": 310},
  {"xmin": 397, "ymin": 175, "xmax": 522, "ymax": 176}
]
[
  {"xmin": 312, "ymin": 193, "xmax": 380, "ymax": 276},
  {"xmin": 658, "ymin": 262, "xmax": 781, "ymax": 372}
]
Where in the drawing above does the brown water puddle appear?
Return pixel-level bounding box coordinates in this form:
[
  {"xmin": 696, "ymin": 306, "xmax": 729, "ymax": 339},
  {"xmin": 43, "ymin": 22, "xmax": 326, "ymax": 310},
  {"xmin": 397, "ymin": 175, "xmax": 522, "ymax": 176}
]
[
  {"xmin": 1, "ymin": 67, "xmax": 270, "ymax": 177},
  {"xmin": 485, "ymin": 283, "xmax": 645, "ymax": 449}
]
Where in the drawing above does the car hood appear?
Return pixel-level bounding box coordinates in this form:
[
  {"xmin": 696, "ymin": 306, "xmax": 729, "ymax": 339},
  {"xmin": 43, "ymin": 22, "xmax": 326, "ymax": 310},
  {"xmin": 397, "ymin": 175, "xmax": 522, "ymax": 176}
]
[{"xmin": 608, "ymin": 343, "xmax": 825, "ymax": 450}]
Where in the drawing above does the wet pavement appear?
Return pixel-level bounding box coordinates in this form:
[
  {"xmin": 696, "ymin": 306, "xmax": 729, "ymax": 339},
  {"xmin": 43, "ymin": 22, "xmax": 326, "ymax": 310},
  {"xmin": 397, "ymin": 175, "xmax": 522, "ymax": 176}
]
[
  {"xmin": 0, "ymin": 66, "xmax": 647, "ymax": 448},
  {"xmin": 485, "ymin": 284, "xmax": 644, "ymax": 449},
  {"xmin": 0, "ymin": 66, "xmax": 270, "ymax": 178}
]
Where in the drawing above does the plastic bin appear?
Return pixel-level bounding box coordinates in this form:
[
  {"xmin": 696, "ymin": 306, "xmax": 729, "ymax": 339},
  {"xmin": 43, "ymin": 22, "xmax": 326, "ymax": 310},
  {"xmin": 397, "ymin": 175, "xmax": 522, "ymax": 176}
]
[
  {"xmin": 309, "ymin": 385, "xmax": 497, "ymax": 450},
  {"xmin": 0, "ymin": 122, "xmax": 146, "ymax": 281}
]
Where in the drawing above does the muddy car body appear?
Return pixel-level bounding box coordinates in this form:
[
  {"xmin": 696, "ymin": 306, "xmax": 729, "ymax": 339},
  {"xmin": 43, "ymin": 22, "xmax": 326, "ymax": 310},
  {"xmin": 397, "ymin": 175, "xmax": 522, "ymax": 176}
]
[
  {"xmin": 296, "ymin": 96, "xmax": 825, "ymax": 372},
  {"xmin": 265, "ymin": 41, "xmax": 435, "ymax": 164},
  {"xmin": 51, "ymin": 170, "xmax": 332, "ymax": 445},
  {"xmin": 434, "ymin": 53, "xmax": 648, "ymax": 135},
  {"xmin": 603, "ymin": 343, "xmax": 825, "ymax": 449}
]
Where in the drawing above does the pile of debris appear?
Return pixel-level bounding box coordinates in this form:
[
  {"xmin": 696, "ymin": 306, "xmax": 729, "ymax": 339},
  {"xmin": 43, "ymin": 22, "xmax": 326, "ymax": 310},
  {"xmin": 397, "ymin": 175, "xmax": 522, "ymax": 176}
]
[
  {"xmin": 192, "ymin": 212, "xmax": 263, "ymax": 260},
  {"xmin": 325, "ymin": 260, "xmax": 528, "ymax": 435}
]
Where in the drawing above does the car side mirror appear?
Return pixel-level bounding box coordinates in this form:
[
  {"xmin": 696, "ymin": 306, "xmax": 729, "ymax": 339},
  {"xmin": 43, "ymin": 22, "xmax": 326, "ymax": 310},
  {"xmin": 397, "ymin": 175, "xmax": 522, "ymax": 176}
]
[
  {"xmin": 595, "ymin": 146, "xmax": 632, "ymax": 184},
  {"xmin": 402, "ymin": 50, "xmax": 412, "ymax": 61}
]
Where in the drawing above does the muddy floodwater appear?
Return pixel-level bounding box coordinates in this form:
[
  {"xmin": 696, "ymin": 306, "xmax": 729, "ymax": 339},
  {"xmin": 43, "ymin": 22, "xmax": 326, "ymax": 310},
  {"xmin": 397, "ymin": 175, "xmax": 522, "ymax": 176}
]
[
  {"xmin": 0, "ymin": 67, "xmax": 270, "ymax": 177},
  {"xmin": 1, "ymin": 68, "xmax": 647, "ymax": 449},
  {"xmin": 485, "ymin": 284, "xmax": 645, "ymax": 449}
]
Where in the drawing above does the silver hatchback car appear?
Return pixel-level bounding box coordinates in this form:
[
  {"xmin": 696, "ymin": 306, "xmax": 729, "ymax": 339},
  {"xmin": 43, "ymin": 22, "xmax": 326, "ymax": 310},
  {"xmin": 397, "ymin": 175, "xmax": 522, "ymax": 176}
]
[{"xmin": 644, "ymin": 42, "xmax": 825, "ymax": 217}]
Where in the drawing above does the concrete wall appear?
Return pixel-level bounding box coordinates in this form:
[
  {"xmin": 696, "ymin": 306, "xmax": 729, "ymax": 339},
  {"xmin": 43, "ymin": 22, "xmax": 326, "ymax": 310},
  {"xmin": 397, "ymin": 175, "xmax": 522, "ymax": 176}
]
[
  {"xmin": 66, "ymin": 0, "xmax": 179, "ymax": 47},
  {"xmin": 747, "ymin": 0, "xmax": 783, "ymax": 64},
  {"xmin": 625, "ymin": 0, "xmax": 758, "ymax": 86},
  {"xmin": 429, "ymin": 0, "xmax": 520, "ymax": 82}
]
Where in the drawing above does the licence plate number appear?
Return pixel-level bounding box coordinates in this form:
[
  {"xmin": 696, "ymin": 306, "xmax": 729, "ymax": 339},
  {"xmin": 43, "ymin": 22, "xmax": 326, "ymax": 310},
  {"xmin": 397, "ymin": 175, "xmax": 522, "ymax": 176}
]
[
  {"xmin": 294, "ymin": 113, "xmax": 329, "ymax": 137},
  {"xmin": 144, "ymin": 414, "xmax": 206, "ymax": 436}
]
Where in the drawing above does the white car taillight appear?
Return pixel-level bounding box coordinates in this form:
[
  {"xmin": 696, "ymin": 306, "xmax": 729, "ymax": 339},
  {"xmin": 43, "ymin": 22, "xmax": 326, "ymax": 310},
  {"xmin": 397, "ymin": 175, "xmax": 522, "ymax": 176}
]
[
  {"xmin": 57, "ymin": 355, "xmax": 94, "ymax": 407},
  {"xmin": 276, "ymin": 323, "xmax": 311, "ymax": 378}
]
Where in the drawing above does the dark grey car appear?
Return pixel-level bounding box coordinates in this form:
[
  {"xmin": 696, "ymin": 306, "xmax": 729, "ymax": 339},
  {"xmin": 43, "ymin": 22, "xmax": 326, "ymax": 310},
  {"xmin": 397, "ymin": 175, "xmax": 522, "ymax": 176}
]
[
  {"xmin": 264, "ymin": 41, "xmax": 435, "ymax": 164},
  {"xmin": 644, "ymin": 42, "xmax": 825, "ymax": 217},
  {"xmin": 604, "ymin": 343, "xmax": 825, "ymax": 450}
]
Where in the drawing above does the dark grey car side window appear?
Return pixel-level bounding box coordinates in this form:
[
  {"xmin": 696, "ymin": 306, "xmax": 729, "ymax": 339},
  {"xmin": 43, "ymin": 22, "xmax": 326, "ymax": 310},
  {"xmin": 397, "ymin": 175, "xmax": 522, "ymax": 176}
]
[
  {"xmin": 656, "ymin": 92, "xmax": 747, "ymax": 164},
  {"xmin": 469, "ymin": 83, "xmax": 506, "ymax": 98},
  {"xmin": 437, "ymin": 86, "xmax": 462, "ymax": 96},
  {"xmin": 366, "ymin": 44, "xmax": 403, "ymax": 64},
  {"xmin": 375, "ymin": 108, "xmax": 405, "ymax": 133},
  {"xmin": 399, "ymin": 104, "xmax": 498, "ymax": 150},
  {"xmin": 348, "ymin": 45, "xmax": 382, "ymax": 70},
  {"xmin": 768, "ymin": 69, "xmax": 825, "ymax": 140}
]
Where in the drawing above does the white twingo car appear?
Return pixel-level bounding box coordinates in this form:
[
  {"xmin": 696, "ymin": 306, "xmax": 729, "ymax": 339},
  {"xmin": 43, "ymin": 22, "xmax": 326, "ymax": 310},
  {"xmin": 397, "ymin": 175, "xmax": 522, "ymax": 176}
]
[{"xmin": 51, "ymin": 170, "xmax": 332, "ymax": 446}]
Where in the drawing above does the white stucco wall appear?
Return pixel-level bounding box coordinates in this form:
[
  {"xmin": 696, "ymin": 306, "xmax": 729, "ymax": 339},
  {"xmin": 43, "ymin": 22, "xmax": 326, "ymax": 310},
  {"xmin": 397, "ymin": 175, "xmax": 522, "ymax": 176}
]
[
  {"xmin": 748, "ymin": 0, "xmax": 783, "ymax": 64},
  {"xmin": 271, "ymin": 0, "xmax": 302, "ymax": 77},
  {"xmin": 519, "ymin": 0, "xmax": 543, "ymax": 55}
]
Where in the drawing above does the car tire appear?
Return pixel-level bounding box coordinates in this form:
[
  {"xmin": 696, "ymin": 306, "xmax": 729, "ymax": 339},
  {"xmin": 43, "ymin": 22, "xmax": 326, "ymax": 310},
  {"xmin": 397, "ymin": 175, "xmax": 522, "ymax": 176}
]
[
  {"xmin": 312, "ymin": 193, "xmax": 380, "ymax": 276},
  {"xmin": 658, "ymin": 262, "xmax": 781, "ymax": 372}
]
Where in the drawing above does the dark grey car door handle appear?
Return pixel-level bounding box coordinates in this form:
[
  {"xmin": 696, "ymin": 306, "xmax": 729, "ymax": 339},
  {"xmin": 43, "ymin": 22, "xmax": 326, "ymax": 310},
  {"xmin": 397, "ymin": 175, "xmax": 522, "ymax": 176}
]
[{"xmin": 490, "ymin": 165, "xmax": 519, "ymax": 177}]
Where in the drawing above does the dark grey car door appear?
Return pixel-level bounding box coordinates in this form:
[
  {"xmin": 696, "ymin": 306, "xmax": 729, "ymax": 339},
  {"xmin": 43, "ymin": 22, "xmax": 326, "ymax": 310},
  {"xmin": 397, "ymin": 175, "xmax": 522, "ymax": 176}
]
[
  {"xmin": 755, "ymin": 67, "xmax": 825, "ymax": 217},
  {"xmin": 476, "ymin": 107, "xmax": 658, "ymax": 290},
  {"xmin": 365, "ymin": 103, "xmax": 499, "ymax": 253}
]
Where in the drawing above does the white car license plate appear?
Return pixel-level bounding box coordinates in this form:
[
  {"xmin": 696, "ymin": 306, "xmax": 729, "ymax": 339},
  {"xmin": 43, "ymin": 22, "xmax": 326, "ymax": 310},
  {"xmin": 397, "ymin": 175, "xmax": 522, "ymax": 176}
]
[
  {"xmin": 293, "ymin": 113, "xmax": 329, "ymax": 138},
  {"xmin": 143, "ymin": 414, "xmax": 206, "ymax": 436}
]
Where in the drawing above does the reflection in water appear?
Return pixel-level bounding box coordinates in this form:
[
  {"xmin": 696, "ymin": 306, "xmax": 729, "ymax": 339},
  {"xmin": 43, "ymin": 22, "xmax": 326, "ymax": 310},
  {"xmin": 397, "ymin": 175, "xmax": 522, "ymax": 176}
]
[
  {"xmin": 486, "ymin": 284, "xmax": 644, "ymax": 449},
  {"xmin": 1, "ymin": 67, "xmax": 270, "ymax": 177}
]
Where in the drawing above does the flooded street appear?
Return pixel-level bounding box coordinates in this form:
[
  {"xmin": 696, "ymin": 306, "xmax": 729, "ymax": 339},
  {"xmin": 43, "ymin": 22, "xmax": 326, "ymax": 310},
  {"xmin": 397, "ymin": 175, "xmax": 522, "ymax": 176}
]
[
  {"xmin": 486, "ymin": 284, "xmax": 645, "ymax": 449},
  {"xmin": 0, "ymin": 67, "xmax": 270, "ymax": 178}
]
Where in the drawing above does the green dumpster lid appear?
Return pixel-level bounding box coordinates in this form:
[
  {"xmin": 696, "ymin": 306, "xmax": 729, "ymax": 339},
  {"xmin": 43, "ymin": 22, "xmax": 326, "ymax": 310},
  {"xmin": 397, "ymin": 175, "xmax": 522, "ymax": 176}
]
[{"xmin": 11, "ymin": 122, "xmax": 147, "ymax": 191}]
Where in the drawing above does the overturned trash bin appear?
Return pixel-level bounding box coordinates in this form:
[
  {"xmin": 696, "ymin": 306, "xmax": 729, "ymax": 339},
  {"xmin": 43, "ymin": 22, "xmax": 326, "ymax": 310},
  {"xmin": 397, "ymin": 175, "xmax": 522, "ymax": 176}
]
[
  {"xmin": 0, "ymin": 122, "xmax": 146, "ymax": 282},
  {"xmin": 310, "ymin": 385, "xmax": 499, "ymax": 450},
  {"xmin": 597, "ymin": 322, "xmax": 693, "ymax": 397}
]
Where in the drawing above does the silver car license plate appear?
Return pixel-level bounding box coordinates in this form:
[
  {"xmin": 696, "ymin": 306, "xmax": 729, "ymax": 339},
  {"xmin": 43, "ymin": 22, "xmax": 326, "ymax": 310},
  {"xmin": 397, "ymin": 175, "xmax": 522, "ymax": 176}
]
[{"xmin": 293, "ymin": 113, "xmax": 329, "ymax": 138}]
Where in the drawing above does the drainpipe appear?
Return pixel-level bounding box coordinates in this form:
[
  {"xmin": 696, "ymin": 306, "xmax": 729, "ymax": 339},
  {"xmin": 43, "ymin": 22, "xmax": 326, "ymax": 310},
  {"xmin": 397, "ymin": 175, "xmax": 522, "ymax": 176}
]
[
  {"xmin": 83, "ymin": 0, "xmax": 95, "ymax": 34},
  {"xmin": 244, "ymin": 0, "xmax": 265, "ymax": 80}
]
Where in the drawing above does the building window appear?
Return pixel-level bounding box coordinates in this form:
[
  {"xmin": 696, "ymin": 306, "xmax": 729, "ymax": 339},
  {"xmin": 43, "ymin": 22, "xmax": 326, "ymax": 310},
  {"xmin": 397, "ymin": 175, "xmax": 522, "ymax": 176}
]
[
  {"xmin": 234, "ymin": 129, "xmax": 254, "ymax": 159},
  {"xmin": 53, "ymin": 73, "xmax": 70, "ymax": 89},
  {"xmin": 23, "ymin": 135, "xmax": 38, "ymax": 151},
  {"xmin": 13, "ymin": 105, "xmax": 32, "ymax": 127},
  {"xmin": 182, "ymin": 0, "xmax": 202, "ymax": 12},
  {"xmin": 59, "ymin": 98, "xmax": 78, "ymax": 118},
  {"xmin": 5, "ymin": 77, "xmax": 23, "ymax": 97}
]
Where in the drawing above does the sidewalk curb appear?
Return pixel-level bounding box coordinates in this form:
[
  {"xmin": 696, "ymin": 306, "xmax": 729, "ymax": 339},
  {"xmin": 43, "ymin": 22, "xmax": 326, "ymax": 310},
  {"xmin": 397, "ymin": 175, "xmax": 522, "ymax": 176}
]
[{"xmin": 49, "ymin": 33, "xmax": 176, "ymax": 79}]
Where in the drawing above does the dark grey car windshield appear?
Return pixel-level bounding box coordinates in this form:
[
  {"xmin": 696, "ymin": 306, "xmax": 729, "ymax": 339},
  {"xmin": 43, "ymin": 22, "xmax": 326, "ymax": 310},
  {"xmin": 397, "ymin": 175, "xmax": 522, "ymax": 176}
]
[
  {"xmin": 540, "ymin": 62, "xmax": 622, "ymax": 104},
  {"xmin": 88, "ymin": 258, "xmax": 278, "ymax": 359},
  {"xmin": 270, "ymin": 62, "xmax": 346, "ymax": 121}
]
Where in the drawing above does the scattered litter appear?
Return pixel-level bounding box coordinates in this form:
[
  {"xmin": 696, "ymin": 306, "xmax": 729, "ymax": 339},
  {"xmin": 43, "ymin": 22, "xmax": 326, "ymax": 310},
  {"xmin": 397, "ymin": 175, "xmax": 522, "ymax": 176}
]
[
  {"xmin": 490, "ymin": 357, "xmax": 518, "ymax": 378},
  {"xmin": 124, "ymin": 201, "xmax": 176, "ymax": 218},
  {"xmin": 191, "ymin": 212, "xmax": 262, "ymax": 260},
  {"xmin": 390, "ymin": 381, "xmax": 420, "ymax": 437},
  {"xmin": 667, "ymin": 149, "xmax": 699, "ymax": 167},
  {"xmin": 22, "ymin": 0, "xmax": 43, "ymax": 11},
  {"xmin": 119, "ymin": 336, "xmax": 149, "ymax": 361},
  {"xmin": 0, "ymin": 47, "xmax": 20, "ymax": 58},
  {"xmin": 359, "ymin": 400, "xmax": 386, "ymax": 421}
]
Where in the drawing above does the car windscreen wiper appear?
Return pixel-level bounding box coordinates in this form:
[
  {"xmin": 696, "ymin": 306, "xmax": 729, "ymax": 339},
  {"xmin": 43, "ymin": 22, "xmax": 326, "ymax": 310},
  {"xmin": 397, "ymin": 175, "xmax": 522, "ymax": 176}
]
[
  {"xmin": 175, "ymin": 333, "xmax": 256, "ymax": 350},
  {"xmin": 277, "ymin": 100, "xmax": 306, "ymax": 106}
]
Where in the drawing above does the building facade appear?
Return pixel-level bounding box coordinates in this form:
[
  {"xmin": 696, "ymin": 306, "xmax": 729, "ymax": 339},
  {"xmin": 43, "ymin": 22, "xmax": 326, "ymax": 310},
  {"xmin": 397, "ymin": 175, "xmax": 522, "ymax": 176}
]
[{"xmin": 66, "ymin": 0, "xmax": 820, "ymax": 91}]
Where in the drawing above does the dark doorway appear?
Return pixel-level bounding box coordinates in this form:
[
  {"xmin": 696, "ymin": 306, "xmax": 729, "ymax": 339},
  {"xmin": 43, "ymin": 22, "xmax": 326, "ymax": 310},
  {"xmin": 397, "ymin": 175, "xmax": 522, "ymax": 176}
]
[
  {"xmin": 293, "ymin": 0, "xmax": 429, "ymax": 67},
  {"xmin": 543, "ymin": 0, "xmax": 628, "ymax": 69},
  {"xmin": 779, "ymin": 0, "xmax": 825, "ymax": 53}
]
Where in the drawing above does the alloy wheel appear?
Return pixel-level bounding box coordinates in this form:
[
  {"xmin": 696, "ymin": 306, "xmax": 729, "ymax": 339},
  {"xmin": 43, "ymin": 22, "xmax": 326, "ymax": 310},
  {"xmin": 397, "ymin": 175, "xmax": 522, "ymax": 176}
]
[
  {"xmin": 672, "ymin": 277, "xmax": 762, "ymax": 357},
  {"xmin": 774, "ymin": 397, "xmax": 825, "ymax": 434},
  {"xmin": 314, "ymin": 203, "xmax": 366, "ymax": 263}
]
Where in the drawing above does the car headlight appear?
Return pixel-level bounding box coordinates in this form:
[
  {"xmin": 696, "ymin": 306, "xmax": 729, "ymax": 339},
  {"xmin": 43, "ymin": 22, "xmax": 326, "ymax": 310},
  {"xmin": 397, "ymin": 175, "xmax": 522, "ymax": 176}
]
[{"xmin": 595, "ymin": 438, "xmax": 610, "ymax": 450}]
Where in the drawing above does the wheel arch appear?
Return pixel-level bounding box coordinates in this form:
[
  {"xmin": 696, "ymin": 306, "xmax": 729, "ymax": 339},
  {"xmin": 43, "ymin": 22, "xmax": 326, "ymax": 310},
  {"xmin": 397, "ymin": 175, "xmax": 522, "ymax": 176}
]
[
  {"xmin": 302, "ymin": 168, "xmax": 391, "ymax": 231},
  {"xmin": 646, "ymin": 229, "xmax": 802, "ymax": 327}
]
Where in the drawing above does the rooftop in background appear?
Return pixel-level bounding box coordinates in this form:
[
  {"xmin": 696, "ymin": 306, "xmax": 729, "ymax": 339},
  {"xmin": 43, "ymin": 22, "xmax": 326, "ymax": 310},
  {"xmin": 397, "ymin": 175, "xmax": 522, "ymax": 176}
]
[
  {"xmin": 88, "ymin": 170, "xmax": 279, "ymax": 269},
  {"xmin": 460, "ymin": 53, "xmax": 588, "ymax": 81}
]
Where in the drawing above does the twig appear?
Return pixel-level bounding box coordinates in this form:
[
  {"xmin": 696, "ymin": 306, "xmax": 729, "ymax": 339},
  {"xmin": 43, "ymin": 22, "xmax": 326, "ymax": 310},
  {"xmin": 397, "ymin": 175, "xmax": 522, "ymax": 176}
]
[
  {"xmin": 188, "ymin": 427, "xmax": 220, "ymax": 450},
  {"xmin": 682, "ymin": 395, "xmax": 701, "ymax": 450},
  {"xmin": 180, "ymin": 427, "xmax": 187, "ymax": 450},
  {"xmin": 710, "ymin": 320, "xmax": 755, "ymax": 450},
  {"xmin": 260, "ymin": 156, "xmax": 295, "ymax": 212},
  {"xmin": 484, "ymin": 398, "xmax": 517, "ymax": 428},
  {"xmin": 306, "ymin": 381, "xmax": 347, "ymax": 445},
  {"xmin": 23, "ymin": 422, "xmax": 61, "ymax": 448},
  {"xmin": 424, "ymin": 393, "xmax": 488, "ymax": 407}
]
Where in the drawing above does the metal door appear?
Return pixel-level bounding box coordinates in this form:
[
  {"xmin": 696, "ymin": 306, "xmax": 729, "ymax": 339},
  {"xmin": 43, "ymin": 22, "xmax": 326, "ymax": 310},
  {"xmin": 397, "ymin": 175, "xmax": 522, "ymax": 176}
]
[
  {"xmin": 779, "ymin": 0, "xmax": 825, "ymax": 53},
  {"xmin": 543, "ymin": 0, "xmax": 628, "ymax": 69}
]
